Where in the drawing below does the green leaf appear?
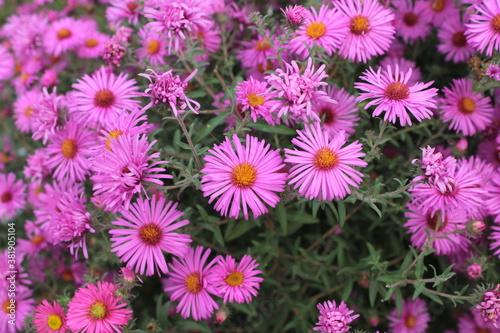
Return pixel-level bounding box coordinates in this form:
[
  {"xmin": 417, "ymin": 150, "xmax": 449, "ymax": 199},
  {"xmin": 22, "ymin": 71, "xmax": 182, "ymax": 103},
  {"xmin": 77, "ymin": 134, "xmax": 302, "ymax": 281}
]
[
  {"xmin": 377, "ymin": 275, "xmax": 405, "ymax": 284},
  {"xmin": 193, "ymin": 112, "xmax": 228, "ymax": 143},
  {"xmin": 413, "ymin": 282, "xmax": 425, "ymax": 300},
  {"xmin": 337, "ymin": 200, "xmax": 346, "ymax": 227},
  {"xmin": 421, "ymin": 289, "xmax": 444, "ymax": 305},
  {"xmin": 342, "ymin": 278, "xmax": 354, "ymax": 300},
  {"xmin": 225, "ymin": 221, "xmax": 257, "ymax": 241},
  {"xmin": 206, "ymin": 224, "xmax": 225, "ymax": 247},
  {"xmin": 369, "ymin": 280, "xmax": 378, "ymax": 307},
  {"xmin": 246, "ymin": 121, "xmax": 297, "ymax": 135},
  {"xmin": 366, "ymin": 201, "xmax": 382, "ymax": 217},
  {"xmin": 276, "ymin": 202, "xmax": 287, "ymax": 236}
]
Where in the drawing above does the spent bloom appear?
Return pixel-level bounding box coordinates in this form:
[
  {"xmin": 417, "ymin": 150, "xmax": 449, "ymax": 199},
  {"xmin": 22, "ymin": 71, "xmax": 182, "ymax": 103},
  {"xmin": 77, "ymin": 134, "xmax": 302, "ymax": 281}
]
[
  {"xmin": 266, "ymin": 58, "xmax": 335, "ymax": 121},
  {"xmin": 33, "ymin": 300, "xmax": 68, "ymax": 333},
  {"xmin": 66, "ymin": 281, "xmax": 133, "ymax": 333},
  {"xmin": 465, "ymin": 0, "xmax": 500, "ymax": 56},
  {"xmin": 313, "ymin": 300, "xmax": 359, "ymax": 333},
  {"xmin": 200, "ymin": 134, "xmax": 286, "ymax": 220},
  {"xmin": 165, "ymin": 246, "xmax": 219, "ymax": 320},
  {"xmin": 285, "ymin": 123, "xmax": 367, "ymax": 201},
  {"xmin": 140, "ymin": 68, "xmax": 200, "ymax": 115},
  {"xmin": 211, "ymin": 255, "xmax": 263, "ymax": 304},
  {"xmin": 476, "ymin": 284, "xmax": 500, "ymax": 327},
  {"xmin": 109, "ymin": 197, "xmax": 192, "ymax": 276},
  {"xmin": 486, "ymin": 64, "xmax": 500, "ymax": 80},
  {"xmin": 355, "ymin": 65, "xmax": 438, "ymax": 126}
]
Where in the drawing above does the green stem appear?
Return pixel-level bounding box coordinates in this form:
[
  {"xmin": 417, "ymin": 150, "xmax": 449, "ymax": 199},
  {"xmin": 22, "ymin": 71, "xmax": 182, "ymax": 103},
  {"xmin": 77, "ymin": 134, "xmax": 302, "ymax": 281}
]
[{"xmin": 176, "ymin": 115, "xmax": 202, "ymax": 170}]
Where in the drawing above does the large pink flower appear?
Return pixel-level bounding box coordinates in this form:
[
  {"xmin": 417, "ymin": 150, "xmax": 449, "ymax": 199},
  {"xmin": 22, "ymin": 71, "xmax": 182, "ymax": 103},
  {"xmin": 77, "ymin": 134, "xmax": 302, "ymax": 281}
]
[{"xmin": 465, "ymin": 0, "xmax": 500, "ymax": 56}]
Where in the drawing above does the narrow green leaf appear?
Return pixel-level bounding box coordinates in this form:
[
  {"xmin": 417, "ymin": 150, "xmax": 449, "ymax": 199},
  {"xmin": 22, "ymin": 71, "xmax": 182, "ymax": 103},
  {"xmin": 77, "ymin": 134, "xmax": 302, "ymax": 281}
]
[
  {"xmin": 337, "ymin": 200, "xmax": 346, "ymax": 227},
  {"xmin": 246, "ymin": 121, "xmax": 297, "ymax": 135},
  {"xmin": 276, "ymin": 202, "xmax": 287, "ymax": 236}
]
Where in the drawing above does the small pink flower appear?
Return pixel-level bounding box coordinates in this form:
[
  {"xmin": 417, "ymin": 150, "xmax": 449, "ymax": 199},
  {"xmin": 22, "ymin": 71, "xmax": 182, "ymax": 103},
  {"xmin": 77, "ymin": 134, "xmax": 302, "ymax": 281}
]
[
  {"xmin": 387, "ymin": 297, "xmax": 430, "ymax": 333},
  {"xmin": 33, "ymin": 300, "xmax": 68, "ymax": 333},
  {"xmin": 313, "ymin": 300, "xmax": 359, "ymax": 333},
  {"xmin": 281, "ymin": 5, "xmax": 309, "ymax": 28},
  {"xmin": 0, "ymin": 172, "xmax": 26, "ymax": 221},
  {"xmin": 235, "ymin": 77, "xmax": 278, "ymax": 125},
  {"xmin": 476, "ymin": 284, "xmax": 500, "ymax": 327},
  {"xmin": 467, "ymin": 263, "xmax": 483, "ymax": 279},
  {"xmin": 393, "ymin": 0, "xmax": 432, "ymax": 43}
]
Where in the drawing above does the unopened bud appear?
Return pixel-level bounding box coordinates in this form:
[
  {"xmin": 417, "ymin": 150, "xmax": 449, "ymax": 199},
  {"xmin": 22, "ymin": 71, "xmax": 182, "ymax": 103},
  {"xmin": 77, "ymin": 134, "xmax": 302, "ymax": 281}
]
[
  {"xmin": 455, "ymin": 137, "xmax": 468, "ymax": 152},
  {"xmin": 467, "ymin": 263, "xmax": 483, "ymax": 279},
  {"xmin": 214, "ymin": 306, "xmax": 230, "ymax": 324},
  {"xmin": 468, "ymin": 220, "xmax": 486, "ymax": 236},
  {"xmin": 281, "ymin": 5, "xmax": 308, "ymax": 28}
]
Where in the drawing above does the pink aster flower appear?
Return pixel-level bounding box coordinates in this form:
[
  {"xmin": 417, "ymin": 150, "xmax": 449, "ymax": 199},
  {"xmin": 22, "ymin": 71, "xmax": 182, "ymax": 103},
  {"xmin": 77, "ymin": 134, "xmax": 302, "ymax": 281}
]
[
  {"xmin": 43, "ymin": 17, "xmax": 84, "ymax": 56},
  {"xmin": 476, "ymin": 284, "xmax": 500, "ymax": 327},
  {"xmin": 211, "ymin": 254, "xmax": 263, "ymax": 304},
  {"xmin": 288, "ymin": 5, "xmax": 348, "ymax": 58},
  {"xmin": 165, "ymin": 246, "xmax": 219, "ymax": 320},
  {"xmin": 490, "ymin": 225, "xmax": 500, "ymax": 259},
  {"xmin": 136, "ymin": 28, "xmax": 168, "ymax": 66},
  {"xmin": 17, "ymin": 220, "xmax": 50, "ymax": 258},
  {"xmin": 282, "ymin": 5, "xmax": 309, "ymax": 28},
  {"xmin": 237, "ymin": 33, "xmax": 278, "ymax": 69},
  {"xmin": 487, "ymin": 171, "xmax": 500, "ymax": 222},
  {"xmin": 235, "ymin": 77, "xmax": 279, "ymax": 125},
  {"xmin": 334, "ymin": 0, "xmax": 395, "ymax": 63},
  {"xmin": 355, "ymin": 65, "xmax": 438, "ymax": 126},
  {"xmin": 139, "ymin": 68, "xmax": 200, "ymax": 116},
  {"xmin": 379, "ymin": 57, "xmax": 422, "ymax": 85},
  {"xmin": 458, "ymin": 311, "xmax": 500, "ymax": 333},
  {"xmin": 439, "ymin": 78, "xmax": 494, "ymax": 136},
  {"xmin": 465, "ymin": 0, "xmax": 500, "ymax": 56},
  {"xmin": 285, "ymin": 123, "xmax": 367, "ymax": 201},
  {"xmin": 45, "ymin": 120, "xmax": 97, "ymax": 183},
  {"xmin": 0, "ymin": 45, "xmax": 14, "ymax": 81},
  {"xmin": 33, "ymin": 300, "xmax": 68, "ymax": 333},
  {"xmin": 0, "ymin": 172, "xmax": 26, "ymax": 221},
  {"xmin": 144, "ymin": 0, "xmax": 210, "ymax": 54},
  {"xmin": 437, "ymin": 14, "xmax": 475, "ymax": 63},
  {"xmin": 91, "ymin": 133, "xmax": 171, "ymax": 213},
  {"xmin": 387, "ymin": 297, "xmax": 430, "ymax": 333},
  {"xmin": 186, "ymin": 20, "xmax": 221, "ymax": 63},
  {"xmin": 404, "ymin": 202, "xmax": 470, "ymax": 255},
  {"xmin": 266, "ymin": 58, "xmax": 335, "ymax": 122},
  {"xmin": 13, "ymin": 89, "xmax": 41, "ymax": 134},
  {"xmin": 200, "ymin": 134, "xmax": 287, "ymax": 220},
  {"xmin": 99, "ymin": 107, "xmax": 151, "ymax": 150},
  {"xmin": 486, "ymin": 64, "xmax": 500, "ymax": 80},
  {"xmin": 0, "ymin": 285, "xmax": 35, "ymax": 333},
  {"xmin": 109, "ymin": 196, "xmax": 191, "ymax": 276},
  {"xmin": 313, "ymin": 300, "xmax": 359, "ymax": 333},
  {"xmin": 467, "ymin": 262, "xmax": 483, "ymax": 279},
  {"xmin": 393, "ymin": 0, "xmax": 432, "ymax": 43},
  {"xmin": 411, "ymin": 145, "xmax": 457, "ymax": 193},
  {"xmin": 31, "ymin": 87, "xmax": 66, "ymax": 144},
  {"xmin": 77, "ymin": 29, "xmax": 110, "ymax": 59},
  {"xmin": 106, "ymin": 0, "xmax": 141, "ymax": 26},
  {"xmin": 312, "ymin": 85, "xmax": 360, "ymax": 138},
  {"xmin": 1, "ymin": 13, "xmax": 48, "ymax": 59},
  {"xmin": 71, "ymin": 67, "xmax": 140, "ymax": 128},
  {"xmin": 66, "ymin": 281, "xmax": 133, "ymax": 333},
  {"xmin": 423, "ymin": 0, "xmax": 459, "ymax": 27}
]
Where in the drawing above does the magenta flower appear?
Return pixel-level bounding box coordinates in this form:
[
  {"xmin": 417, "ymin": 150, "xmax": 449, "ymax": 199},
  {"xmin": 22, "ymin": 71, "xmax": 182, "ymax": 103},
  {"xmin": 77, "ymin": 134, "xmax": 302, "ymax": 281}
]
[
  {"xmin": 465, "ymin": 0, "xmax": 500, "ymax": 56},
  {"xmin": 136, "ymin": 28, "xmax": 168, "ymax": 66},
  {"xmin": 43, "ymin": 17, "xmax": 84, "ymax": 56},
  {"xmin": 109, "ymin": 197, "xmax": 191, "ymax": 276},
  {"xmin": 486, "ymin": 64, "xmax": 500, "ymax": 80},
  {"xmin": 334, "ymin": 0, "xmax": 395, "ymax": 63},
  {"xmin": 355, "ymin": 65, "xmax": 438, "ymax": 126},
  {"xmin": 99, "ymin": 107, "xmax": 151, "ymax": 151},
  {"xmin": 404, "ymin": 202, "xmax": 470, "ymax": 255},
  {"xmin": 235, "ymin": 77, "xmax": 278, "ymax": 125},
  {"xmin": 45, "ymin": 120, "xmax": 97, "ymax": 183},
  {"xmin": 285, "ymin": 123, "xmax": 367, "ymax": 201},
  {"xmin": 393, "ymin": 0, "xmax": 432, "ymax": 43},
  {"xmin": 66, "ymin": 281, "xmax": 133, "ymax": 333},
  {"xmin": 281, "ymin": 5, "xmax": 309, "ymax": 28},
  {"xmin": 487, "ymin": 171, "xmax": 500, "ymax": 223},
  {"xmin": 288, "ymin": 5, "xmax": 348, "ymax": 58},
  {"xmin": 313, "ymin": 300, "xmax": 359, "ymax": 333},
  {"xmin": 31, "ymin": 87, "xmax": 65, "ymax": 144},
  {"xmin": 379, "ymin": 56, "xmax": 423, "ymax": 85},
  {"xmin": 439, "ymin": 78, "xmax": 494, "ymax": 136},
  {"xmin": 106, "ymin": 0, "xmax": 141, "ymax": 26},
  {"xmin": 312, "ymin": 85, "xmax": 360, "ymax": 138},
  {"xmin": 71, "ymin": 67, "xmax": 140, "ymax": 128},
  {"xmin": 0, "ymin": 172, "xmax": 26, "ymax": 221},
  {"xmin": 0, "ymin": 285, "xmax": 34, "ymax": 333},
  {"xmin": 387, "ymin": 297, "xmax": 430, "ymax": 333},
  {"xmin": 0, "ymin": 45, "xmax": 14, "ymax": 81},
  {"xmin": 144, "ymin": 0, "xmax": 210, "ymax": 54},
  {"xmin": 33, "ymin": 300, "xmax": 68, "ymax": 333},
  {"xmin": 77, "ymin": 28, "xmax": 110, "ymax": 59},
  {"xmin": 91, "ymin": 134, "xmax": 171, "ymax": 213},
  {"xmin": 165, "ymin": 246, "xmax": 219, "ymax": 320},
  {"xmin": 437, "ymin": 14, "xmax": 475, "ymax": 63},
  {"xmin": 476, "ymin": 284, "xmax": 500, "ymax": 327},
  {"xmin": 458, "ymin": 311, "xmax": 500, "ymax": 333},
  {"xmin": 212, "ymin": 254, "xmax": 263, "ymax": 304},
  {"xmin": 237, "ymin": 33, "xmax": 278, "ymax": 70},
  {"xmin": 139, "ymin": 68, "xmax": 200, "ymax": 115},
  {"xmin": 467, "ymin": 263, "xmax": 483, "ymax": 279},
  {"xmin": 13, "ymin": 89, "xmax": 40, "ymax": 134},
  {"xmin": 411, "ymin": 145, "xmax": 457, "ymax": 194},
  {"xmin": 266, "ymin": 58, "xmax": 335, "ymax": 122},
  {"xmin": 200, "ymin": 134, "xmax": 286, "ymax": 220}
]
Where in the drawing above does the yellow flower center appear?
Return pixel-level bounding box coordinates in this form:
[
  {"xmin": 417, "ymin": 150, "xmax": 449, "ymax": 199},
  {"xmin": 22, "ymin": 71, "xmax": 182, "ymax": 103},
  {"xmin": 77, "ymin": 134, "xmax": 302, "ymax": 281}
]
[
  {"xmin": 57, "ymin": 28, "xmax": 72, "ymax": 40},
  {"xmin": 224, "ymin": 272, "xmax": 244, "ymax": 286},
  {"xmin": 85, "ymin": 38, "xmax": 98, "ymax": 48},
  {"xmin": 3, "ymin": 300, "xmax": 12, "ymax": 314},
  {"xmin": 25, "ymin": 107, "xmax": 34, "ymax": 117},
  {"xmin": 247, "ymin": 93, "xmax": 265, "ymax": 107},
  {"xmin": 314, "ymin": 147, "xmax": 338, "ymax": 170},
  {"xmin": 385, "ymin": 82, "xmax": 410, "ymax": 100},
  {"xmin": 94, "ymin": 89, "xmax": 116, "ymax": 108},
  {"xmin": 254, "ymin": 39, "xmax": 271, "ymax": 52},
  {"xmin": 89, "ymin": 302, "xmax": 107, "ymax": 319},
  {"xmin": 350, "ymin": 16, "xmax": 370, "ymax": 35},
  {"xmin": 452, "ymin": 31, "xmax": 466, "ymax": 47},
  {"xmin": 403, "ymin": 12, "xmax": 419, "ymax": 27},
  {"xmin": 31, "ymin": 235, "xmax": 45, "ymax": 246},
  {"xmin": 61, "ymin": 139, "xmax": 78, "ymax": 159},
  {"xmin": 231, "ymin": 162, "xmax": 257, "ymax": 188},
  {"xmin": 139, "ymin": 224, "xmax": 162, "ymax": 245},
  {"xmin": 20, "ymin": 72, "xmax": 30, "ymax": 83},
  {"xmin": 405, "ymin": 314, "xmax": 417, "ymax": 328},
  {"xmin": 306, "ymin": 21, "xmax": 326, "ymax": 38},
  {"xmin": 492, "ymin": 14, "xmax": 500, "ymax": 33},
  {"xmin": 185, "ymin": 273, "xmax": 202, "ymax": 294},
  {"xmin": 458, "ymin": 97, "xmax": 476, "ymax": 114},
  {"xmin": 147, "ymin": 40, "xmax": 160, "ymax": 55},
  {"xmin": 431, "ymin": 0, "xmax": 445, "ymax": 12},
  {"xmin": 47, "ymin": 314, "xmax": 63, "ymax": 330},
  {"xmin": 105, "ymin": 129, "xmax": 124, "ymax": 151}
]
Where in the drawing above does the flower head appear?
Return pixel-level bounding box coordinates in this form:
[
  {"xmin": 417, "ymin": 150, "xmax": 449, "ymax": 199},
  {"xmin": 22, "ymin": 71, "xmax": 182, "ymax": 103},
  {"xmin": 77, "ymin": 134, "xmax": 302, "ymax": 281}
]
[
  {"xmin": 200, "ymin": 134, "xmax": 286, "ymax": 220},
  {"xmin": 165, "ymin": 246, "xmax": 219, "ymax": 320},
  {"xmin": 43, "ymin": 17, "xmax": 84, "ymax": 56},
  {"xmin": 235, "ymin": 77, "xmax": 278, "ymax": 125},
  {"xmin": 465, "ymin": 0, "xmax": 500, "ymax": 56},
  {"xmin": 393, "ymin": 0, "xmax": 432, "ymax": 43},
  {"xmin": 282, "ymin": 5, "xmax": 309, "ymax": 28},
  {"xmin": 212, "ymin": 255, "xmax": 263, "ymax": 304},
  {"xmin": 110, "ymin": 197, "xmax": 191, "ymax": 276},
  {"xmin": 387, "ymin": 297, "xmax": 430, "ymax": 333},
  {"xmin": 66, "ymin": 281, "xmax": 133, "ymax": 333},
  {"xmin": 355, "ymin": 65, "xmax": 438, "ymax": 126},
  {"xmin": 476, "ymin": 284, "xmax": 500, "ymax": 327},
  {"xmin": 313, "ymin": 300, "xmax": 359, "ymax": 333},
  {"xmin": 33, "ymin": 300, "xmax": 68, "ymax": 333},
  {"xmin": 437, "ymin": 13, "xmax": 475, "ymax": 63},
  {"xmin": 136, "ymin": 28, "xmax": 168, "ymax": 66},
  {"xmin": 0, "ymin": 172, "xmax": 26, "ymax": 221},
  {"xmin": 285, "ymin": 123, "xmax": 367, "ymax": 201},
  {"xmin": 467, "ymin": 263, "xmax": 483, "ymax": 279}
]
